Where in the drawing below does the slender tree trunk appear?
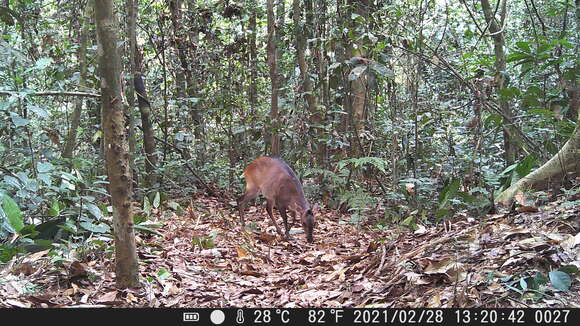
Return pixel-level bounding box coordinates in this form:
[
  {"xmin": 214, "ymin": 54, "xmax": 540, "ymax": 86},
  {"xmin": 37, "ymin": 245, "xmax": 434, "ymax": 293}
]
[
  {"xmin": 168, "ymin": 0, "xmax": 192, "ymax": 159},
  {"xmin": 94, "ymin": 0, "xmax": 139, "ymax": 289},
  {"xmin": 168, "ymin": 0, "xmax": 203, "ymax": 160},
  {"xmin": 481, "ymin": 0, "xmax": 517, "ymax": 166},
  {"xmin": 128, "ymin": 0, "xmax": 157, "ymax": 188},
  {"xmin": 294, "ymin": 0, "xmax": 323, "ymax": 164},
  {"xmin": 315, "ymin": 0, "xmax": 329, "ymax": 167},
  {"xmin": 349, "ymin": 0, "xmax": 369, "ymax": 157},
  {"xmin": 335, "ymin": 0, "xmax": 350, "ymax": 139},
  {"xmin": 267, "ymin": 0, "xmax": 280, "ymax": 156},
  {"xmin": 135, "ymin": 50, "xmax": 158, "ymax": 188},
  {"xmin": 63, "ymin": 8, "xmax": 89, "ymax": 159},
  {"xmin": 125, "ymin": 0, "xmax": 137, "ymax": 192},
  {"xmin": 248, "ymin": 3, "xmax": 258, "ymax": 115}
]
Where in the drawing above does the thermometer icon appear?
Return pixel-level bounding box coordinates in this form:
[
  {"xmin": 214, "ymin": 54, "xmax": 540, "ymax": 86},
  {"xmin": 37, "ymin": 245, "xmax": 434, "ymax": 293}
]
[{"xmin": 236, "ymin": 309, "xmax": 244, "ymax": 324}]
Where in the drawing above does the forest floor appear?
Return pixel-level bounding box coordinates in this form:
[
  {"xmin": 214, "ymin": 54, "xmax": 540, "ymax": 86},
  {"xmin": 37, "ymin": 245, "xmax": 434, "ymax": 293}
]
[{"xmin": 0, "ymin": 194, "xmax": 579, "ymax": 308}]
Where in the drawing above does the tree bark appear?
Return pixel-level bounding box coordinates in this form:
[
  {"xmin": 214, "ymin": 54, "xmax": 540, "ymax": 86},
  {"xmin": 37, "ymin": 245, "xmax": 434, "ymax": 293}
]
[
  {"xmin": 481, "ymin": 0, "xmax": 517, "ymax": 166},
  {"xmin": 62, "ymin": 7, "xmax": 89, "ymax": 159},
  {"xmin": 248, "ymin": 2, "xmax": 258, "ymax": 115},
  {"xmin": 349, "ymin": 0, "xmax": 369, "ymax": 156},
  {"xmin": 168, "ymin": 0, "xmax": 202, "ymax": 159},
  {"xmin": 294, "ymin": 0, "xmax": 323, "ymax": 164},
  {"xmin": 94, "ymin": 0, "xmax": 140, "ymax": 289},
  {"xmin": 128, "ymin": 0, "xmax": 157, "ymax": 188},
  {"xmin": 496, "ymin": 108, "xmax": 580, "ymax": 204},
  {"xmin": 267, "ymin": 0, "xmax": 280, "ymax": 156}
]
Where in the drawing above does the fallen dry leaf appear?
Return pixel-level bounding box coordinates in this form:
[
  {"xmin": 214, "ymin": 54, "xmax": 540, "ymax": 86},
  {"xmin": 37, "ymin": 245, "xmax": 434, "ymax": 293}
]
[{"xmin": 97, "ymin": 290, "xmax": 118, "ymax": 303}]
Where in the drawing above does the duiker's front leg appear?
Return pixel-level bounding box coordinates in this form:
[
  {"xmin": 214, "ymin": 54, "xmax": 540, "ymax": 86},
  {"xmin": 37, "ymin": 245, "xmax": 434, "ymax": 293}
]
[{"xmin": 266, "ymin": 200, "xmax": 284, "ymax": 237}]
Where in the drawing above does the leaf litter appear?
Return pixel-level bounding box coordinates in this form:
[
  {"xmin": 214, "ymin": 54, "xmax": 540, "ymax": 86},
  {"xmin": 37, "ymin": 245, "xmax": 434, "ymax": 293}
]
[{"xmin": 0, "ymin": 195, "xmax": 578, "ymax": 308}]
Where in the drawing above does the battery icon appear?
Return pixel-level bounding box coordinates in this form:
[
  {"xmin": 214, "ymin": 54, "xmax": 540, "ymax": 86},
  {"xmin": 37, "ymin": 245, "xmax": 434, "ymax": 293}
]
[{"xmin": 183, "ymin": 312, "xmax": 200, "ymax": 322}]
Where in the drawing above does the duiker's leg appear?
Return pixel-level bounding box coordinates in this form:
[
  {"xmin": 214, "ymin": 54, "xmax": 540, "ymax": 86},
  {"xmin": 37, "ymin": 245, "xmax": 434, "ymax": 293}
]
[
  {"xmin": 237, "ymin": 188, "xmax": 259, "ymax": 227},
  {"xmin": 266, "ymin": 199, "xmax": 284, "ymax": 237},
  {"xmin": 279, "ymin": 207, "xmax": 291, "ymax": 240}
]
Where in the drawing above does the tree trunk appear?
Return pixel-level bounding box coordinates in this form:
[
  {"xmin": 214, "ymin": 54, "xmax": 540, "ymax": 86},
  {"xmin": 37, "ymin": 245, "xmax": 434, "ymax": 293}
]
[
  {"xmin": 314, "ymin": 0, "xmax": 329, "ymax": 168},
  {"xmin": 496, "ymin": 108, "xmax": 580, "ymax": 204},
  {"xmin": 135, "ymin": 50, "xmax": 158, "ymax": 189},
  {"xmin": 294, "ymin": 0, "xmax": 323, "ymax": 164},
  {"xmin": 349, "ymin": 0, "xmax": 369, "ymax": 157},
  {"xmin": 168, "ymin": 0, "xmax": 192, "ymax": 159},
  {"xmin": 267, "ymin": 0, "xmax": 280, "ymax": 156},
  {"xmin": 481, "ymin": 0, "xmax": 517, "ymax": 166},
  {"xmin": 128, "ymin": 0, "xmax": 157, "ymax": 188},
  {"xmin": 125, "ymin": 0, "xmax": 137, "ymax": 192},
  {"xmin": 248, "ymin": 3, "xmax": 258, "ymax": 115},
  {"xmin": 94, "ymin": 0, "xmax": 140, "ymax": 289},
  {"xmin": 62, "ymin": 8, "xmax": 89, "ymax": 159},
  {"xmin": 168, "ymin": 0, "xmax": 203, "ymax": 160}
]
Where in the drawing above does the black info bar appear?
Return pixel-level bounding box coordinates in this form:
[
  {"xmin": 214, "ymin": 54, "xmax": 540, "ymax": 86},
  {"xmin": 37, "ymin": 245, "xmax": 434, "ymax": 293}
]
[{"xmin": 2, "ymin": 308, "xmax": 577, "ymax": 325}]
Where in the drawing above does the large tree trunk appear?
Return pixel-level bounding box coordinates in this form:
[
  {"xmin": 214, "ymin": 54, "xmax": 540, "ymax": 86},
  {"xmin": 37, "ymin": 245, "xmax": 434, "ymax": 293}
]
[
  {"xmin": 481, "ymin": 0, "xmax": 517, "ymax": 166},
  {"xmin": 62, "ymin": 8, "xmax": 89, "ymax": 159},
  {"xmin": 94, "ymin": 0, "xmax": 140, "ymax": 289},
  {"xmin": 496, "ymin": 108, "xmax": 580, "ymax": 204},
  {"xmin": 267, "ymin": 0, "xmax": 280, "ymax": 156}
]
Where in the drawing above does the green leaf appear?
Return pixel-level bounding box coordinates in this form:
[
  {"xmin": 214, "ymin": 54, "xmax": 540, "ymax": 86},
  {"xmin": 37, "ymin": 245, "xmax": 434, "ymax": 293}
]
[
  {"xmin": 370, "ymin": 62, "xmax": 394, "ymax": 78},
  {"xmin": 157, "ymin": 268, "xmax": 171, "ymax": 280},
  {"xmin": 9, "ymin": 112, "xmax": 29, "ymax": 127},
  {"xmin": 559, "ymin": 265, "xmax": 579, "ymax": 275},
  {"xmin": 534, "ymin": 271, "xmax": 548, "ymax": 285},
  {"xmin": 515, "ymin": 41, "xmax": 531, "ymax": 53},
  {"xmin": 79, "ymin": 221, "xmax": 111, "ymax": 234},
  {"xmin": 348, "ymin": 65, "xmax": 367, "ymax": 81},
  {"xmin": 548, "ymin": 271, "xmax": 571, "ymax": 291},
  {"xmin": 27, "ymin": 105, "xmax": 50, "ymax": 118},
  {"xmin": 1, "ymin": 195, "xmax": 24, "ymax": 233},
  {"xmin": 3, "ymin": 175, "xmax": 22, "ymax": 188},
  {"xmin": 515, "ymin": 155, "xmax": 537, "ymax": 178},
  {"xmin": 33, "ymin": 57, "xmax": 54, "ymax": 70},
  {"xmin": 497, "ymin": 87, "xmax": 521, "ymax": 99},
  {"xmin": 153, "ymin": 192, "xmax": 161, "ymax": 209},
  {"xmin": 484, "ymin": 113, "xmax": 503, "ymax": 127},
  {"xmin": 134, "ymin": 223, "xmax": 163, "ymax": 236},
  {"xmin": 92, "ymin": 130, "xmax": 102, "ymax": 143},
  {"xmin": 84, "ymin": 203, "xmax": 103, "ymax": 220},
  {"xmin": 519, "ymin": 277, "xmax": 528, "ymax": 291},
  {"xmin": 507, "ymin": 52, "xmax": 531, "ymax": 63},
  {"xmin": 37, "ymin": 162, "xmax": 54, "ymax": 173},
  {"xmin": 143, "ymin": 196, "xmax": 151, "ymax": 216},
  {"xmin": 37, "ymin": 173, "xmax": 52, "ymax": 186},
  {"xmin": 48, "ymin": 201, "xmax": 61, "ymax": 217}
]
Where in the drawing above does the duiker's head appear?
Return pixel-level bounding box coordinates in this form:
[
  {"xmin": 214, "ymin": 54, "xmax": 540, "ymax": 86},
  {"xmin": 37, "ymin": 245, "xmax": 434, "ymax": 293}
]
[{"xmin": 301, "ymin": 205, "xmax": 318, "ymax": 243}]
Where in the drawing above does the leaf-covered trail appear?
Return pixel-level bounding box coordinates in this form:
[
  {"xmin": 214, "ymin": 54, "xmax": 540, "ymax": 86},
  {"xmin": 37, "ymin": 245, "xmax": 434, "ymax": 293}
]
[
  {"xmin": 145, "ymin": 197, "xmax": 379, "ymax": 307},
  {"xmin": 1, "ymin": 195, "xmax": 578, "ymax": 308}
]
